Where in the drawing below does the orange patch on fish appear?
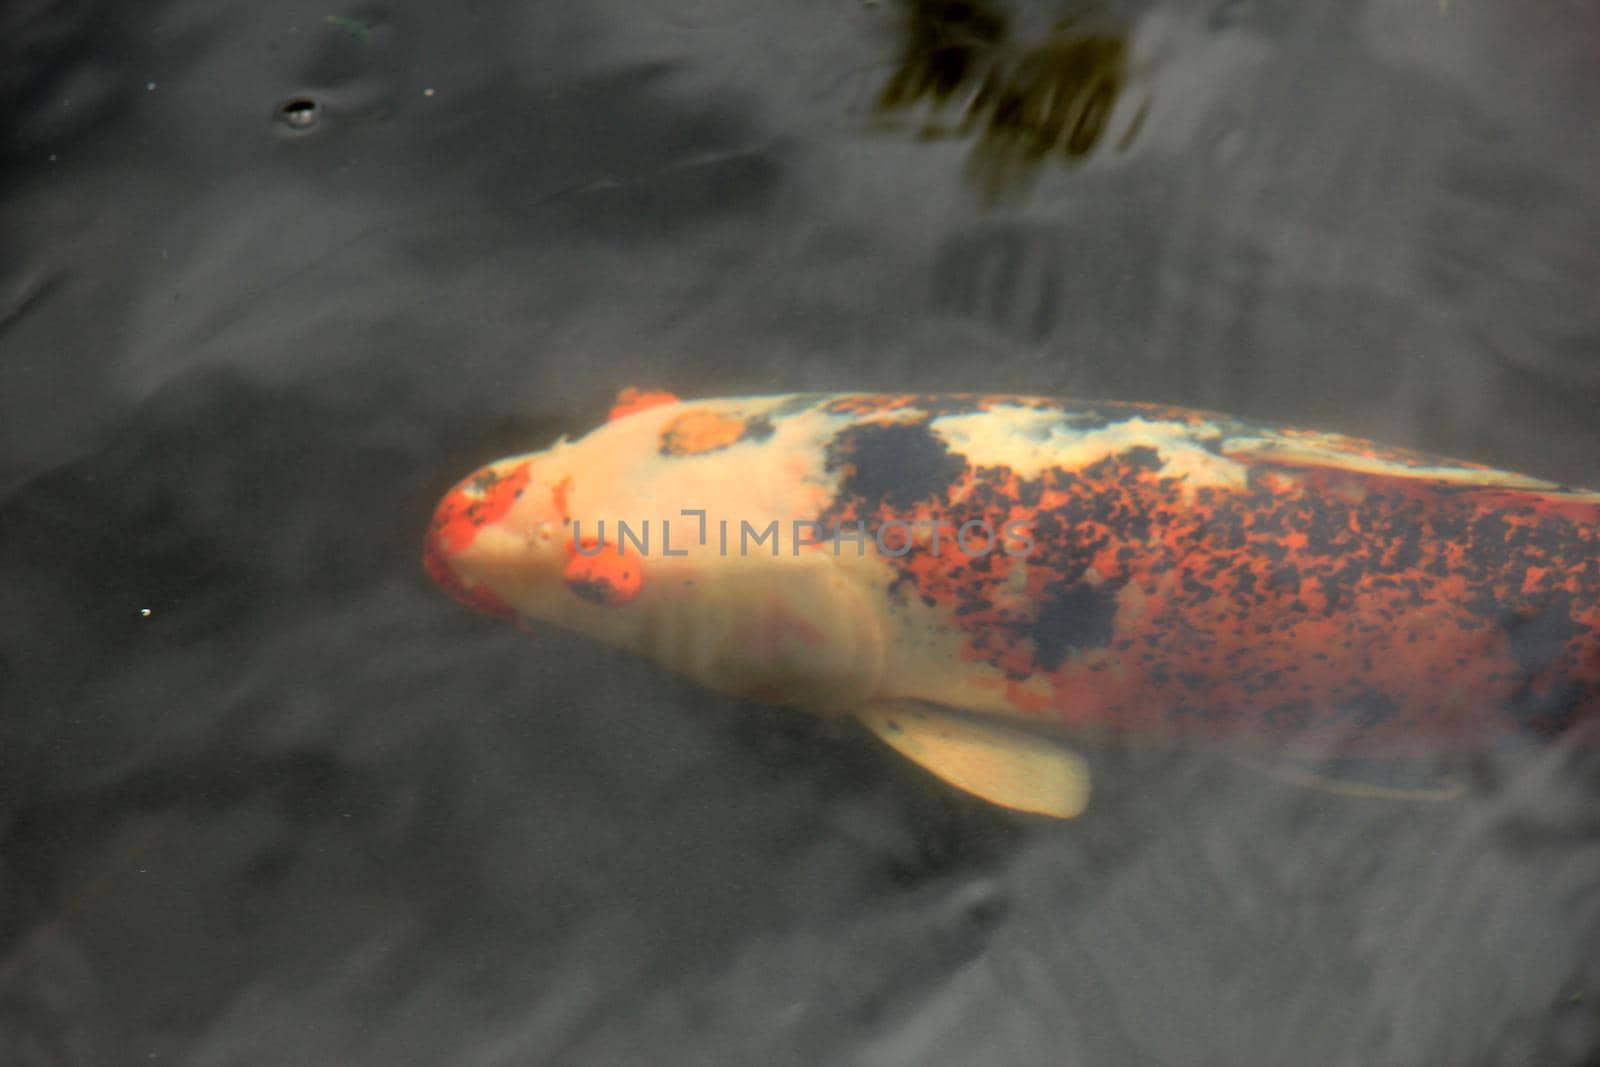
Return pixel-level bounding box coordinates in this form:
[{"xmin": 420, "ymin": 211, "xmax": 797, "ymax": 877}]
[
  {"xmin": 660, "ymin": 409, "xmax": 774, "ymax": 456},
  {"xmin": 430, "ymin": 461, "xmax": 532, "ymax": 555},
  {"xmin": 562, "ymin": 541, "xmax": 644, "ymax": 606},
  {"xmin": 609, "ymin": 387, "xmax": 680, "ymax": 422},
  {"xmin": 551, "ymin": 475, "xmax": 574, "ymax": 521},
  {"xmin": 423, "ymin": 461, "xmax": 533, "ymax": 621}
]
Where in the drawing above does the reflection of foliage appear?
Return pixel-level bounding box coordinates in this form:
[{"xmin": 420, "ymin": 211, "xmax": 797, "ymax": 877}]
[
  {"xmin": 878, "ymin": 0, "xmax": 1011, "ymax": 107},
  {"xmin": 876, "ymin": 0, "xmax": 1138, "ymax": 199},
  {"xmin": 323, "ymin": 14, "xmax": 376, "ymax": 46}
]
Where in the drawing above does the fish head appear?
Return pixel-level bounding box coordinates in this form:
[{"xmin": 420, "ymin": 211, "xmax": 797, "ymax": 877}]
[{"xmin": 424, "ymin": 397, "xmax": 885, "ymax": 713}]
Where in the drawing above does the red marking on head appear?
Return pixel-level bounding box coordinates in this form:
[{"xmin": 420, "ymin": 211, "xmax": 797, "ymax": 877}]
[
  {"xmin": 551, "ymin": 476, "xmax": 574, "ymax": 521},
  {"xmin": 562, "ymin": 541, "xmax": 644, "ymax": 606},
  {"xmin": 423, "ymin": 461, "xmax": 532, "ymax": 620},
  {"xmin": 609, "ymin": 388, "xmax": 680, "ymax": 422},
  {"xmin": 429, "ymin": 462, "xmax": 533, "ymax": 555}
]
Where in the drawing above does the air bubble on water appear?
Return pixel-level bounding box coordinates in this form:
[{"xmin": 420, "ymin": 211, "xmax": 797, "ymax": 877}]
[{"xmin": 276, "ymin": 96, "xmax": 319, "ymax": 130}]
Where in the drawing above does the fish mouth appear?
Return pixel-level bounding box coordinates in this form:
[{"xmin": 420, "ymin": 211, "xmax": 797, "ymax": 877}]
[{"xmin": 423, "ymin": 530, "xmax": 518, "ymax": 620}]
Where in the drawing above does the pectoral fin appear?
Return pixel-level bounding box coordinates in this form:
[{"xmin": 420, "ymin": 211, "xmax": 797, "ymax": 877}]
[{"xmin": 857, "ymin": 701, "xmax": 1091, "ymax": 818}]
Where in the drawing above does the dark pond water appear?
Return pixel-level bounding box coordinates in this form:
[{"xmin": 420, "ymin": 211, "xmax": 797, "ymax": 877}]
[{"xmin": 4, "ymin": 0, "xmax": 1600, "ymax": 1063}]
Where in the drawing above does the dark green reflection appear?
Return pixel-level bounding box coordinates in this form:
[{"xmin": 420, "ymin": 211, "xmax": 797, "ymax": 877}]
[{"xmin": 876, "ymin": 0, "xmax": 1141, "ymax": 199}]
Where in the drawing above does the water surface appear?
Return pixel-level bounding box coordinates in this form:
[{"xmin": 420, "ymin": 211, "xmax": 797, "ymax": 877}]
[{"xmin": 3, "ymin": 0, "xmax": 1599, "ymax": 1063}]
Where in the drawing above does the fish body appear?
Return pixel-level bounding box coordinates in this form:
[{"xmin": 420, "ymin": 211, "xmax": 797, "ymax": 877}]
[{"xmin": 425, "ymin": 392, "xmax": 1600, "ymax": 815}]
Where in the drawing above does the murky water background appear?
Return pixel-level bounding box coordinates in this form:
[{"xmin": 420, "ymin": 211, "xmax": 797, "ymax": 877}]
[{"xmin": 4, "ymin": 0, "xmax": 1600, "ymax": 1063}]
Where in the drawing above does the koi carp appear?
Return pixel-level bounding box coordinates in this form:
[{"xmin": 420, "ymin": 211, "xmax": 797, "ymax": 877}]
[{"xmin": 424, "ymin": 390, "xmax": 1600, "ymax": 817}]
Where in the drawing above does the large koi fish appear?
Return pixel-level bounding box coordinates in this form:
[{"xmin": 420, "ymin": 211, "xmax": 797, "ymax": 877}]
[{"xmin": 424, "ymin": 391, "xmax": 1600, "ymax": 817}]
